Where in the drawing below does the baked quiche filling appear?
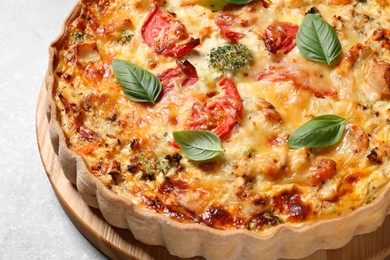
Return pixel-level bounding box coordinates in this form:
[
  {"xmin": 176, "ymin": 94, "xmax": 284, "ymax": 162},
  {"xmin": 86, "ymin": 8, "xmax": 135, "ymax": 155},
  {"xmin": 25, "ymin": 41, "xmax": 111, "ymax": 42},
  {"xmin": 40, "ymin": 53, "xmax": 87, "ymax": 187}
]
[{"xmin": 53, "ymin": 0, "xmax": 390, "ymax": 232}]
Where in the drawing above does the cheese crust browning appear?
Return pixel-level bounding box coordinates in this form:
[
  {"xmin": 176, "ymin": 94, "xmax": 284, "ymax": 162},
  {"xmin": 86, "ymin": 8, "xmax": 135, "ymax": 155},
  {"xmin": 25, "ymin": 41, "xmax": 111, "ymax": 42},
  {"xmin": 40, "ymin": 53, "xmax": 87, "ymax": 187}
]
[{"xmin": 51, "ymin": 0, "xmax": 390, "ymax": 235}]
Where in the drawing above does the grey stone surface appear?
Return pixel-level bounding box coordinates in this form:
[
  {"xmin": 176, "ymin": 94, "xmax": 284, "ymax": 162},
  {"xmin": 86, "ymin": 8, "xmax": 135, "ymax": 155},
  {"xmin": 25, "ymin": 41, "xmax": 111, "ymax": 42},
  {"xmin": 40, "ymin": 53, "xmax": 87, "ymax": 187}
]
[{"xmin": 0, "ymin": 1, "xmax": 106, "ymax": 259}]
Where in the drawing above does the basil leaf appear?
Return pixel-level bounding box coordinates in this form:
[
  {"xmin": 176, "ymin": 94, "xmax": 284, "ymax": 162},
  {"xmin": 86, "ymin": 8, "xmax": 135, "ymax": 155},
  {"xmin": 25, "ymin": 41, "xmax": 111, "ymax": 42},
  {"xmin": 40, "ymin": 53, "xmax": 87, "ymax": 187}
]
[
  {"xmin": 227, "ymin": 0, "xmax": 253, "ymax": 4},
  {"xmin": 173, "ymin": 130, "xmax": 224, "ymax": 161},
  {"xmin": 287, "ymin": 115, "xmax": 352, "ymax": 149},
  {"xmin": 112, "ymin": 58, "xmax": 162, "ymax": 104},
  {"xmin": 296, "ymin": 14, "xmax": 342, "ymax": 65}
]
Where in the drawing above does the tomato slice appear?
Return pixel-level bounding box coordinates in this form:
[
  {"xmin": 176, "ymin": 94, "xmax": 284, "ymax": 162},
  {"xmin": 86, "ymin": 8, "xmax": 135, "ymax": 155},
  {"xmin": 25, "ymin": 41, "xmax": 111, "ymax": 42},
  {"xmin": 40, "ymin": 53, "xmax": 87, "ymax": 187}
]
[
  {"xmin": 177, "ymin": 60, "xmax": 199, "ymax": 87},
  {"xmin": 215, "ymin": 13, "xmax": 245, "ymax": 43},
  {"xmin": 186, "ymin": 75, "xmax": 242, "ymax": 140},
  {"xmin": 157, "ymin": 60, "xmax": 199, "ymax": 97},
  {"xmin": 262, "ymin": 22, "xmax": 298, "ymax": 54},
  {"xmin": 141, "ymin": 5, "xmax": 200, "ymax": 57}
]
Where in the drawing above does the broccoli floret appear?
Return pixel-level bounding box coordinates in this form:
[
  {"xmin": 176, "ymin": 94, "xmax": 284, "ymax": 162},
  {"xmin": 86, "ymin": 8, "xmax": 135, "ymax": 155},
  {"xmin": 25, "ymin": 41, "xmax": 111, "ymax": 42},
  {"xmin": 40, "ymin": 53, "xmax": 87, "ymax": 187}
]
[{"xmin": 207, "ymin": 44, "xmax": 253, "ymax": 74}]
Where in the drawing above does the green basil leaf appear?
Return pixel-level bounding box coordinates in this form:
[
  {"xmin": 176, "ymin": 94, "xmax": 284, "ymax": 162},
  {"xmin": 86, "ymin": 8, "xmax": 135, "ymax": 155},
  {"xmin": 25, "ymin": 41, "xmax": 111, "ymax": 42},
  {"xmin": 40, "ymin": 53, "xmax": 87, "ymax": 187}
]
[
  {"xmin": 173, "ymin": 130, "xmax": 224, "ymax": 161},
  {"xmin": 112, "ymin": 58, "xmax": 162, "ymax": 104},
  {"xmin": 287, "ymin": 115, "xmax": 352, "ymax": 149},
  {"xmin": 296, "ymin": 14, "xmax": 342, "ymax": 65},
  {"xmin": 227, "ymin": 0, "xmax": 253, "ymax": 4}
]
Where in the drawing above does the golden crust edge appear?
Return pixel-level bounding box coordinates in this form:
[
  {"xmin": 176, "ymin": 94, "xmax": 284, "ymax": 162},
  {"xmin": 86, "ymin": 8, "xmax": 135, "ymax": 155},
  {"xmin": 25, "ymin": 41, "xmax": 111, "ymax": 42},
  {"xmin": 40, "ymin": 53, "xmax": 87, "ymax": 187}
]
[{"xmin": 45, "ymin": 1, "xmax": 390, "ymax": 259}]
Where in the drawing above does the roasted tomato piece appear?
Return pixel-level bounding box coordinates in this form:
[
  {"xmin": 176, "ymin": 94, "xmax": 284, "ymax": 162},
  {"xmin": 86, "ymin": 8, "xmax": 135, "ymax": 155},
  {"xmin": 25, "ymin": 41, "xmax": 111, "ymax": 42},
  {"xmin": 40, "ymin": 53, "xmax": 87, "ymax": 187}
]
[
  {"xmin": 157, "ymin": 60, "xmax": 199, "ymax": 97},
  {"xmin": 262, "ymin": 22, "xmax": 298, "ymax": 54},
  {"xmin": 215, "ymin": 13, "xmax": 245, "ymax": 43},
  {"xmin": 186, "ymin": 75, "xmax": 242, "ymax": 140},
  {"xmin": 141, "ymin": 5, "xmax": 200, "ymax": 57}
]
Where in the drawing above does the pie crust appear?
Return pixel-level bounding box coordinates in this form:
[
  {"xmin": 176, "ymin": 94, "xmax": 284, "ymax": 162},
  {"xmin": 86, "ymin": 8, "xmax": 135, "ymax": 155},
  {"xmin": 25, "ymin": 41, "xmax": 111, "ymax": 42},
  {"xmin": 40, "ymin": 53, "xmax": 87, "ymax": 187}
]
[{"xmin": 46, "ymin": 1, "xmax": 390, "ymax": 259}]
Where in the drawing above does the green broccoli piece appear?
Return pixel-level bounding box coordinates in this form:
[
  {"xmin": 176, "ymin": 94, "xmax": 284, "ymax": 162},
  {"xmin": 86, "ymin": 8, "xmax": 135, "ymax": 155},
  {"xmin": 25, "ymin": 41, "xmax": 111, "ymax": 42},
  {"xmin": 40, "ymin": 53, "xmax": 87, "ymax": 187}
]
[{"xmin": 207, "ymin": 44, "xmax": 253, "ymax": 74}]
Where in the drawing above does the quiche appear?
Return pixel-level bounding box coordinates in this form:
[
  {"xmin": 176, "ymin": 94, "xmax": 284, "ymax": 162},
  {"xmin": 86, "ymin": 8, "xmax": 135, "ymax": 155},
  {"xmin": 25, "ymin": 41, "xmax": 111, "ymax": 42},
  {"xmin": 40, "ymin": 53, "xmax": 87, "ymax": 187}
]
[{"xmin": 47, "ymin": 0, "xmax": 390, "ymax": 259}]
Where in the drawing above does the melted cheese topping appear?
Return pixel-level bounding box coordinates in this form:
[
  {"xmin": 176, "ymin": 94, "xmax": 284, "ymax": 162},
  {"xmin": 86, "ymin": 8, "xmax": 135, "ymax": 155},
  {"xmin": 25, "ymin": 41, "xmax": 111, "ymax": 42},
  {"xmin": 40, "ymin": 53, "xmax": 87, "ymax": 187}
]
[{"xmin": 54, "ymin": 0, "xmax": 390, "ymax": 232}]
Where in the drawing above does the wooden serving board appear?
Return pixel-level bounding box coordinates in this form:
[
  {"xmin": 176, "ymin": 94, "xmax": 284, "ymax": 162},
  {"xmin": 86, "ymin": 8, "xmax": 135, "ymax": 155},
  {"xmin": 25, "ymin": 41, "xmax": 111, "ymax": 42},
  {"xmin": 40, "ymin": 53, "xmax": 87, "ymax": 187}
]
[{"xmin": 36, "ymin": 83, "xmax": 390, "ymax": 260}]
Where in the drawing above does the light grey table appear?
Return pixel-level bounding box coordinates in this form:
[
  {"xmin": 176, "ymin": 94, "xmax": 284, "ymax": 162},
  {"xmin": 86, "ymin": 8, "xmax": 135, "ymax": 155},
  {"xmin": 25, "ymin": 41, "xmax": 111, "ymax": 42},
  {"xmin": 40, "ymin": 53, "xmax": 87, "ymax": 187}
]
[{"xmin": 0, "ymin": 1, "xmax": 105, "ymax": 259}]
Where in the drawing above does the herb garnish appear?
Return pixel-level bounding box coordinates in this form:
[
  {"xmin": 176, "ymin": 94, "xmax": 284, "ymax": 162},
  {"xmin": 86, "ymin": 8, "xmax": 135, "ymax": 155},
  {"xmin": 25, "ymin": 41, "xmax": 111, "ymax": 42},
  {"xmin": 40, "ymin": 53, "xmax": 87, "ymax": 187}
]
[
  {"xmin": 173, "ymin": 130, "xmax": 224, "ymax": 161},
  {"xmin": 73, "ymin": 32, "xmax": 85, "ymax": 41},
  {"xmin": 112, "ymin": 59, "xmax": 162, "ymax": 104},
  {"xmin": 287, "ymin": 115, "xmax": 352, "ymax": 149},
  {"xmin": 296, "ymin": 14, "xmax": 342, "ymax": 65}
]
